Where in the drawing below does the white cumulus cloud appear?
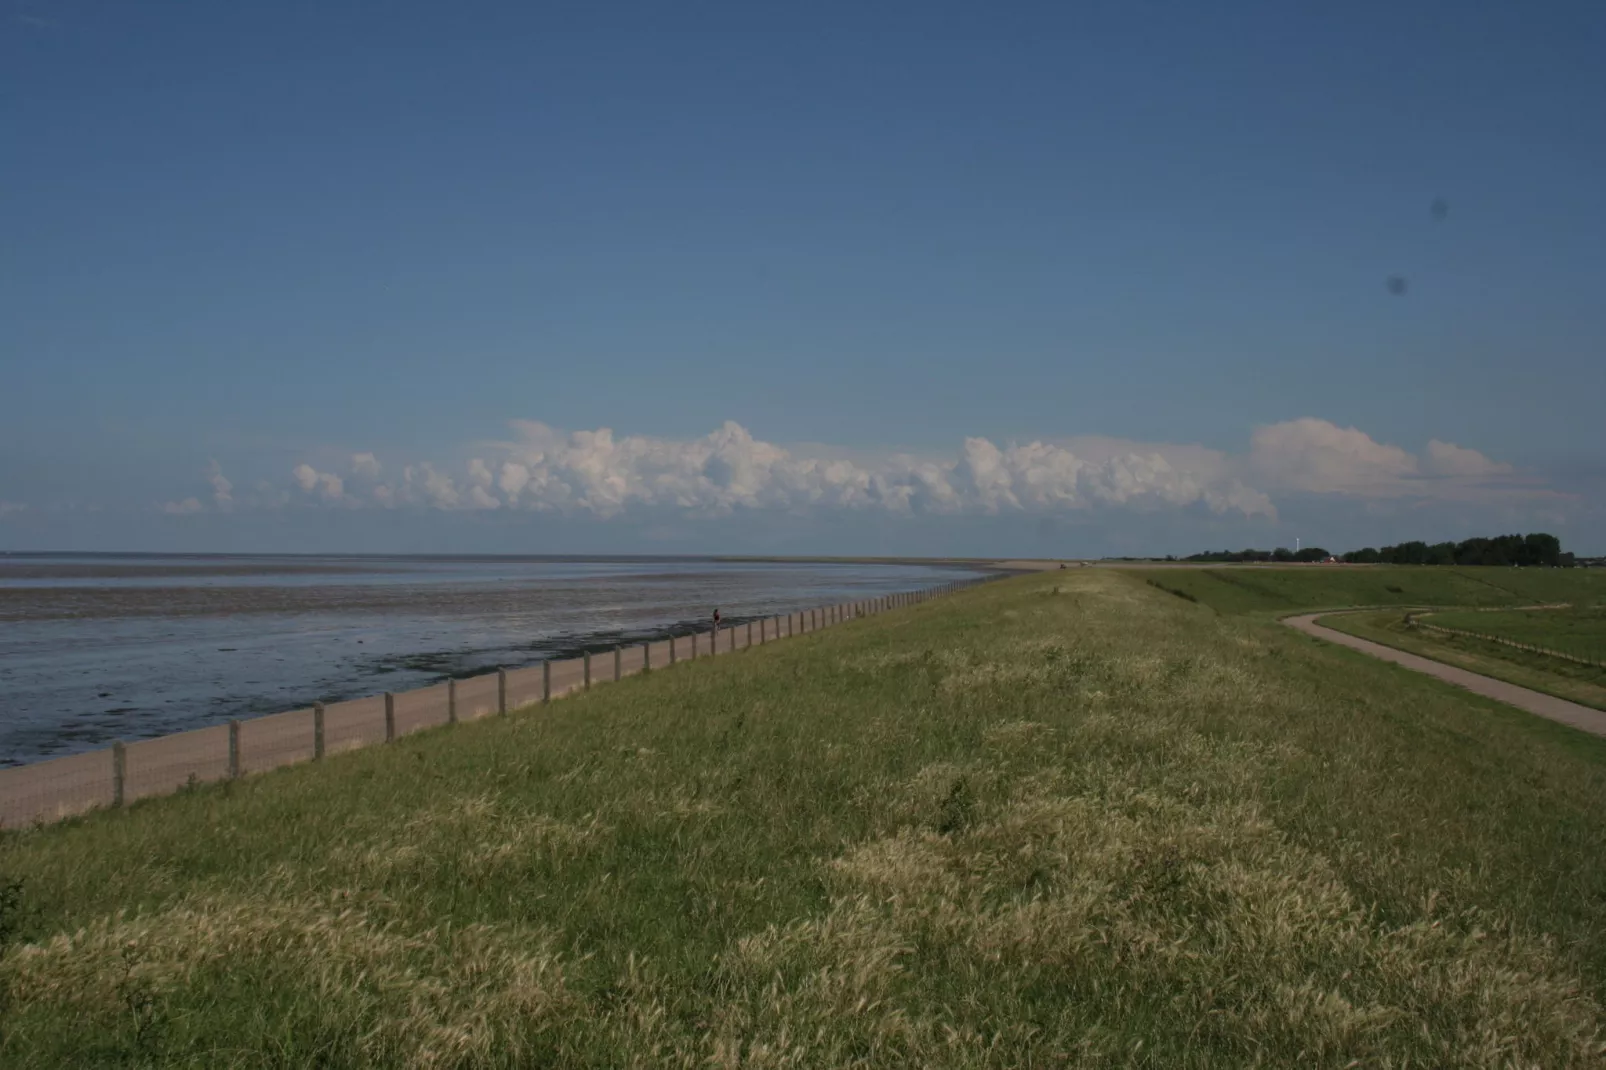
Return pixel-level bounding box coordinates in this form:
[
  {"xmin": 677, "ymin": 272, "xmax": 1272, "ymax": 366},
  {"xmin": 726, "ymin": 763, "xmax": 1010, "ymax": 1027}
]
[
  {"xmin": 292, "ymin": 463, "xmax": 345, "ymax": 502},
  {"xmin": 1423, "ymin": 439, "xmax": 1512, "ymax": 478},
  {"xmin": 1247, "ymin": 418, "xmax": 1531, "ymax": 502},
  {"xmin": 206, "ymin": 460, "xmax": 233, "ymax": 510}
]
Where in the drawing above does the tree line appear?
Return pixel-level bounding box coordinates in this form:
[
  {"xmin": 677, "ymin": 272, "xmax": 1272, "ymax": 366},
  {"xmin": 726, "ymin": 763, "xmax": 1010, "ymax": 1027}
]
[{"xmin": 1185, "ymin": 533, "xmax": 1575, "ymax": 567}]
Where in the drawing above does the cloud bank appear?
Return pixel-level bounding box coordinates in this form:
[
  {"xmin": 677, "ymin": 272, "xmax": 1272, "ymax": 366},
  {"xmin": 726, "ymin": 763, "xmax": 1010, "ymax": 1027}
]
[{"xmin": 243, "ymin": 417, "xmax": 1542, "ymax": 524}]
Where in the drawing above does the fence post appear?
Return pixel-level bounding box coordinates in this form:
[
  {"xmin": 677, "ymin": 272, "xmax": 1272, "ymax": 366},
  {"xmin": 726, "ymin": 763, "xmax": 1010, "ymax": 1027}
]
[
  {"xmin": 584, "ymin": 651, "xmax": 592, "ymax": 689},
  {"xmin": 692, "ymin": 632, "xmax": 698, "ymax": 659},
  {"xmin": 615, "ymin": 646, "xmax": 622, "ymax": 681},
  {"xmin": 542, "ymin": 660, "xmax": 551, "ymax": 704},
  {"xmin": 747, "ymin": 621, "xmax": 753, "ymax": 648},
  {"xmin": 730, "ymin": 626, "xmax": 737, "ymax": 654},
  {"xmin": 498, "ymin": 668, "xmax": 508, "ymax": 714},
  {"xmin": 314, "ymin": 701, "xmax": 326, "ymax": 759},
  {"xmin": 642, "ymin": 642, "xmax": 651, "ymax": 672},
  {"xmin": 112, "ymin": 741, "xmax": 126, "ymax": 808},
  {"xmin": 385, "ymin": 692, "xmax": 396, "ymax": 742},
  {"xmin": 670, "ymin": 635, "xmax": 677, "ymax": 665},
  {"xmin": 447, "ymin": 680, "xmax": 457, "ymax": 725},
  {"xmin": 228, "ymin": 719, "xmax": 241, "ymax": 779}
]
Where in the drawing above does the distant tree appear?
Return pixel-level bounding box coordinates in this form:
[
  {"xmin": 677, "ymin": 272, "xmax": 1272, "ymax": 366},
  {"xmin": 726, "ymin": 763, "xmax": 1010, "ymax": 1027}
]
[
  {"xmin": 1333, "ymin": 533, "xmax": 1569, "ymax": 567},
  {"xmin": 1186, "ymin": 535, "xmax": 1571, "ymax": 567},
  {"xmin": 1523, "ymin": 532, "xmax": 1563, "ymax": 566},
  {"xmin": 1427, "ymin": 542, "xmax": 1457, "ymax": 566}
]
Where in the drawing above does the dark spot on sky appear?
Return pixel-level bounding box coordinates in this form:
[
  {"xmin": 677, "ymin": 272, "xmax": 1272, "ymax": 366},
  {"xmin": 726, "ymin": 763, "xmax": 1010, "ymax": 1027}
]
[
  {"xmin": 1431, "ymin": 197, "xmax": 1449, "ymax": 221},
  {"xmin": 1386, "ymin": 275, "xmax": 1408, "ymax": 296}
]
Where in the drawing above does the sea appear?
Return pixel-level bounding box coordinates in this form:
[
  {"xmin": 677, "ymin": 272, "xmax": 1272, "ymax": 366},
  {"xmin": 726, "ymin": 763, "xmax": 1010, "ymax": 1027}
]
[{"xmin": 0, "ymin": 553, "xmax": 986, "ymax": 767}]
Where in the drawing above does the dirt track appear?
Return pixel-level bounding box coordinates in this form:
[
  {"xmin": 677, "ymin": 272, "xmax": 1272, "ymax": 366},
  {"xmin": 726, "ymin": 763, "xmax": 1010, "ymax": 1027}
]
[{"xmin": 1283, "ymin": 613, "xmax": 1606, "ymax": 739}]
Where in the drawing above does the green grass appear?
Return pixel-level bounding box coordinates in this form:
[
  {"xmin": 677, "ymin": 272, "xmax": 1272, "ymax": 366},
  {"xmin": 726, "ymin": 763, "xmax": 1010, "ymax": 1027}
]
[
  {"xmin": 1322, "ymin": 608, "xmax": 1606, "ymax": 712},
  {"xmin": 1427, "ymin": 605, "xmax": 1606, "ymax": 665},
  {"xmin": 1131, "ymin": 564, "xmax": 1606, "ymax": 617},
  {"xmin": 4, "ymin": 570, "xmax": 1606, "ymax": 1066}
]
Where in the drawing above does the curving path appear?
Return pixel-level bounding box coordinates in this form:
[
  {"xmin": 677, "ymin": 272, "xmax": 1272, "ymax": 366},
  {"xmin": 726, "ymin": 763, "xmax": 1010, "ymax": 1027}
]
[{"xmin": 1282, "ymin": 613, "xmax": 1606, "ymax": 739}]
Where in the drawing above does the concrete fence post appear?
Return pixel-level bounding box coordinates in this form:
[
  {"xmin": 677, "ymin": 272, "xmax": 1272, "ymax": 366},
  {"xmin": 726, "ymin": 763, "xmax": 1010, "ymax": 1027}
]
[
  {"xmin": 112, "ymin": 741, "xmax": 126, "ymax": 808},
  {"xmin": 314, "ymin": 701, "xmax": 326, "ymax": 759},
  {"xmin": 447, "ymin": 680, "xmax": 457, "ymax": 725},
  {"xmin": 542, "ymin": 660, "xmax": 551, "ymax": 704},
  {"xmin": 584, "ymin": 652, "xmax": 592, "ymax": 689},
  {"xmin": 385, "ymin": 692, "xmax": 396, "ymax": 742},
  {"xmin": 614, "ymin": 646, "xmax": 622, "ymax": 681},
  {"xmin": 228, "ymin": 719, "xmax": 241, "ymax": 779},
  {"xmin": 498, "ymin": 668, "xmax": 508, "ymax": 714}
]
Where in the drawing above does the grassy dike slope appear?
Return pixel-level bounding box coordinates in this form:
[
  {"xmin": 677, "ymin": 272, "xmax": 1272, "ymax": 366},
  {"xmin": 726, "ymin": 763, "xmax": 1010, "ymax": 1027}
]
[{"xmin": 4, "ymin": 570, "xmax": 1606, "ymax": 1067}]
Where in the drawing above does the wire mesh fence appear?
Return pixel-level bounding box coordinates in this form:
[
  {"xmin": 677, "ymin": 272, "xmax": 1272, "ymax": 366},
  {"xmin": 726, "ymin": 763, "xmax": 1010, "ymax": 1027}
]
[{"xmin": 0, "ymin": 575, "xmax": 1000, "ymax": 828}]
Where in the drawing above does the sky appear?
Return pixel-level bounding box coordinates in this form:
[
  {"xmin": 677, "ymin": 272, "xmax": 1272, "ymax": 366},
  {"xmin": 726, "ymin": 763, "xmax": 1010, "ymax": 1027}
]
[{"xmin": 3, "ymin": 0, "xmax": 1603, "ymax": 557}]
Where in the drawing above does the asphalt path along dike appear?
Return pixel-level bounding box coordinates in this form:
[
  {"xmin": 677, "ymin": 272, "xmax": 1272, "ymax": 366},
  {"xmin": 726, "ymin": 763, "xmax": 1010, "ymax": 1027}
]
[{"xmin": 1284, "ymin": 612, "xmax": 1606, "ymax": 739}]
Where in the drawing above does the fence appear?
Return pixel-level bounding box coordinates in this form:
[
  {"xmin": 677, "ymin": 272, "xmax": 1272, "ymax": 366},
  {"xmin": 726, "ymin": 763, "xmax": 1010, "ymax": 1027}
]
[
  {"xmin": 0, "ymin": 574, "xmax": 1001, "ymax": 829},
  {"xmin": 1404, "ymin": 610, "xmax": 1605, "ymax": 670}
]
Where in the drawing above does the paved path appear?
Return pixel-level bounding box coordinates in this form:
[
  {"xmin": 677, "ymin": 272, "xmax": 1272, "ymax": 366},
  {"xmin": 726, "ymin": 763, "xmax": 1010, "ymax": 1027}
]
[{"xmin": 1283, "ymin": 613, "xmax": 1606, "ymax": 739}]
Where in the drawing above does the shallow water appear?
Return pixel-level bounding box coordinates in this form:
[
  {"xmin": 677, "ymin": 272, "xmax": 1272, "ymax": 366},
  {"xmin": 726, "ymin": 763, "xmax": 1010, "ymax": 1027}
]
[{"xmin": 0, "ymin": 554, "xmax": 980, "ymax": 766}]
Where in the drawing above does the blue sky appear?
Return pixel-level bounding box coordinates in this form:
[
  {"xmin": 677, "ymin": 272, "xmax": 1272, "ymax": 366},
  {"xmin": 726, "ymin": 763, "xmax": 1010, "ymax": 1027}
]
[{"xmin": 4, "ymin": 1, "xmax": 1603, "ymax": 556}]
